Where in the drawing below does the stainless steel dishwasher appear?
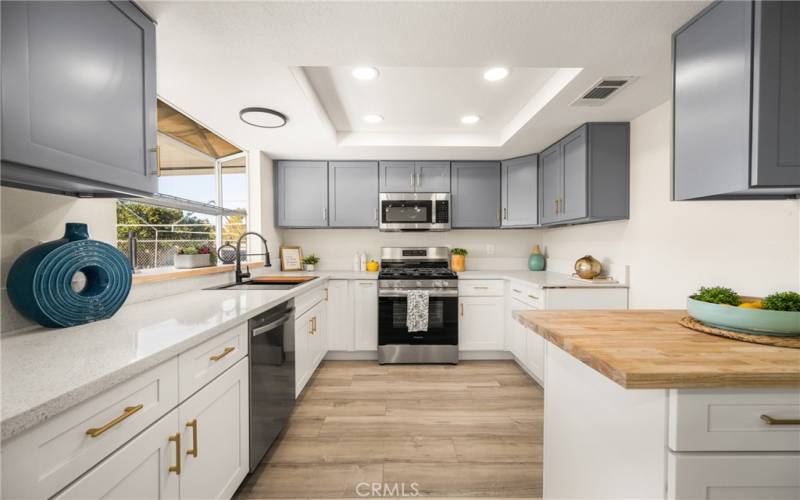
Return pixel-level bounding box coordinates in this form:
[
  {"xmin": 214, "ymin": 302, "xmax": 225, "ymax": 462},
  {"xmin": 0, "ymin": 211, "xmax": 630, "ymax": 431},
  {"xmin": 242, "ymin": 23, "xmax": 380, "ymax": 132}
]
[{"xmin": 248, "ymin": 300, "xmax": 295, "ymax": 471}]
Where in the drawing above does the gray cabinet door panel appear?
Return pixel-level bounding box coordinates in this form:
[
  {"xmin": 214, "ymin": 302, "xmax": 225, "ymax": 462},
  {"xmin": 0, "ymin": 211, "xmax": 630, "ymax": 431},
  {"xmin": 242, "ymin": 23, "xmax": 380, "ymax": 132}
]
[
  {"xmin": 415, "ymin": 161, "xmax": 450, "ymax": 192},
  {"xmin": 753, "ymin": 1, "xmax": 800, "ymax": 187},
  {"xmin": 1, "ymin": 1, "xmax": 157, "ymax": 194},
  {"xmin": 561, "ymin": 127, "xmax": 588, "ymax": 221},
  {"xmin": 329, "ymin": 161, "xmax": 378, "ymax": 227},
  {"xmin": 539, "ymin": 145, "xmax": 561, "ymax": 225},
  {"xmin": 673, "ymin": 0, "xmax": 752, "ymax": 199},
  {"xmin": 379, "ymin": 161, "xmax": 415, "ymax": 192},
  {"xmin": 501, "ymin": 155, "xmax": 538, "ymax": 227},
  {"xmin": 451, "ymin": 162, "xmax": 501, "ymax": 228},
  {"xmin": 276, "ymin": 161, "xmax": 328, "ymax": 227}
]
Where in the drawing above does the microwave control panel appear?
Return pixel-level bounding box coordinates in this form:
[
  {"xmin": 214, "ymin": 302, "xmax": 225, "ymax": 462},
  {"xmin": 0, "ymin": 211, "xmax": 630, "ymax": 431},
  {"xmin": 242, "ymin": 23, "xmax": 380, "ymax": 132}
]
[{"xmin": 435, "ymin": 200, "xmax": 450, "ymax": 223}]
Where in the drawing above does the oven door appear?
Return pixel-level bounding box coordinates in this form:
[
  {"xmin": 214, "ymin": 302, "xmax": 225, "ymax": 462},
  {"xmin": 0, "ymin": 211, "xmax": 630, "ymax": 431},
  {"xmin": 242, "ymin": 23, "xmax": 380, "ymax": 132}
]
[{"xmin": 378, "ymin": 291, "xmax": 458, "ymax": 345}]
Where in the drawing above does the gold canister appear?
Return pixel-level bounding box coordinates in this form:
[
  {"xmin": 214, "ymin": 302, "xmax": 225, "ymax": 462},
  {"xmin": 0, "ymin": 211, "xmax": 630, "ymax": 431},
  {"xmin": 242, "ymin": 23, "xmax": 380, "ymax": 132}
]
[
  {"xmin": 574, "ymin": 255, "xmax": 602, "ymax": 279},
  {"xmin": 451, "ymin": 254, "xmax": 465, "ymax": 272}
]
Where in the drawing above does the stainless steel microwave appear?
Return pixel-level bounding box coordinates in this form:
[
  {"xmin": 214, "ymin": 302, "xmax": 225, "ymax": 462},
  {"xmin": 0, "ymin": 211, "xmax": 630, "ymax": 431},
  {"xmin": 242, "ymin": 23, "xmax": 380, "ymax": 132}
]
[{"xmin": 378, "ymin": 192, "xmax": 450, "ymax": 231}]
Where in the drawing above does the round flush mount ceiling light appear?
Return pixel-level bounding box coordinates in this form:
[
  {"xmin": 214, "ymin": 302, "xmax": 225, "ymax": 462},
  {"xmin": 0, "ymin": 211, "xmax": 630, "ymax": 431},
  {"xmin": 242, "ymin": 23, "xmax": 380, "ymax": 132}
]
[
  {"xmin": 461, "ymin": 114, "xmax": 480, "ymax": 125},
  {"xmin": 239, "ymin": 107, "xmax": 287, "ymax": 128},
  {"xmin": 363, "ymin": 114, "xmax": 384, "ymax": 124},
  {"xmin": 352, "ymin": 66, "xmax": 379, "ymax": 80},
  {"xmin": 483, "ymin": 67, "xmax": 510, "ymax": 81}
]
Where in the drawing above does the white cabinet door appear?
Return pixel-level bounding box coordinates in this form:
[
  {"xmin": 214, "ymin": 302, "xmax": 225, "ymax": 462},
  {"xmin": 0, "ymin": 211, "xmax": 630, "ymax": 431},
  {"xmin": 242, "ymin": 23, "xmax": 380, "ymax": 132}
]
[
  {"xmin": 54, "ymin": 409, "xmax": 180, "ymax": 500},
  {"xmin": 354, "ymin": 280, "xmax": 378, "ymax": 350},
  {"xmin": 459, "ymin": 296, "xmax": 505, "ymax": 350},
  {"xmin": 668, "ymin": 452, "xmax": 800, "ymax": 500},
  {"xmin": 327, "ymin": 280, "xmax": 354, "ymax": 351},
  {"xmin": 295, "ymin": 309, "xmax": 312, "ymax": 396},
  {"xmin": 309, "ymin": 300, "xmax": 327, "ymax": 369},
  {"xmin": 179, "ymin": 357, "xmax": 249, "ymax": 500},
  {"xmin": 525, "ymin": 331, "xmax": 545, "ymax": 383},
  {"xmin": 508, "ymin": 298, "xmax": 529, "ymax": 359}
]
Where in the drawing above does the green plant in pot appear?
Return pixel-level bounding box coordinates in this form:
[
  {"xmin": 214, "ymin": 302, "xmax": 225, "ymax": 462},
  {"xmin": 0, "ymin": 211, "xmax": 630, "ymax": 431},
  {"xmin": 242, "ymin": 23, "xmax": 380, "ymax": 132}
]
[
  {"xmin": 687, "ymin": 286, "xmax": 800, "ymax": 336},
  {"xmin": 450, "ymin": 248, "xmax": 468, "ymax": 272},
  {"xmin": 303, "ymin": 254, "xmax": 320, "ymax": 271}
]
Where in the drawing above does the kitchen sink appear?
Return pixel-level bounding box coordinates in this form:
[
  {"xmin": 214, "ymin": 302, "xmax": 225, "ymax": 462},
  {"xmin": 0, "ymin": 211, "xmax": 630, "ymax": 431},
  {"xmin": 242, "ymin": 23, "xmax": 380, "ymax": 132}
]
[{"xmin": 204, "ymin": 277, "xmax": 316, "ymax": 291}]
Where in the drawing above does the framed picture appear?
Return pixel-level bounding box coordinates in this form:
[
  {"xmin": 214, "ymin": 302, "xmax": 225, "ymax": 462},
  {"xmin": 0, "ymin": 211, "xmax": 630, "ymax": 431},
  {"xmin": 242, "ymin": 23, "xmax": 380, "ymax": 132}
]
[{"xmin": 279, "ymin": 246, "xmax": 303, "ymax": 271}]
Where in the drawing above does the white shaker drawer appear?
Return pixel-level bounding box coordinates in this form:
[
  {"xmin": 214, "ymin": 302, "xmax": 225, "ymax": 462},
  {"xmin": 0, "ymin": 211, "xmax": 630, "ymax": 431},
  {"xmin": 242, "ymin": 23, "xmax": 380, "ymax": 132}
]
[
  {"xmin": 668, "ymin": 451, "xmax": 800, "ymax": 500},
  {"xmin": 178, "ymin": 323, "xmax": 247, "ymax": 401},
  {"xmin": 669, "ymin": 389, "xmax": 800, "ymax": 452},
  {"xmin": 458, "ymin": 280, "xmax": 504, "ymax": 297},
  {"xmin": 1, "ymin": 358, "xmax": 179, "ymax": 499},
  {"xmin": 294, "ymin": 286, "xmax": 325, "ymax": 317},
  {"xmin": 509, "ymin": 285, "xmax": 541, "ymax": 308}
]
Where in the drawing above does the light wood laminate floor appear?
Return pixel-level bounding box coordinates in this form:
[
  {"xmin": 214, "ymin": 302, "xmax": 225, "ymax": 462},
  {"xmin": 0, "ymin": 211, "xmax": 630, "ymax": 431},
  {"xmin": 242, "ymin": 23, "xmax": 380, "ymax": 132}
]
[{"xmin": 236, "ymin": 360, "xmax": 543, "ymax": 499}]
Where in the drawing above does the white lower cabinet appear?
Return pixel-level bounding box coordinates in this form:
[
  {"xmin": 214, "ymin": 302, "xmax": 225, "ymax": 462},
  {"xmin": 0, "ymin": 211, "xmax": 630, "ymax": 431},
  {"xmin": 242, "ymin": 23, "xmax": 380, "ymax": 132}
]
[
  {"xmin": 54, "ymin": 409, "xmax": 180, "ymax": 500},
  {"xmin": 327, "ymin": 280, "xmax": 354, "ymax": 350},
  {"xmin": 668, "ymin": 452, "xmax": 800, "ymax": 500},
  {"xmin": 295, "ymin": 291, "xmax": 328, "ymax": 396},
  {"xmin": 354, "ymin": 280, "xmax": 378, "ymax": 350},
  {"xmin": 179, "ymin": 357, "xmax": 249, "ymax": 500},
  {"xmin": 459, "ymin": 296, "xmax": 505, "ymax": 350}
]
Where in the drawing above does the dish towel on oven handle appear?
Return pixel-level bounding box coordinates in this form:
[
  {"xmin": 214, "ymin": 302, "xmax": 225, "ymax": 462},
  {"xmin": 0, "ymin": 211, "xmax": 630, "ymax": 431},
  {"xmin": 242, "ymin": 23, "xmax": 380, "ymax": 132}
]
[{"xmin": 406, "ymin": 289, "xmax": 430, "ymax": 332}]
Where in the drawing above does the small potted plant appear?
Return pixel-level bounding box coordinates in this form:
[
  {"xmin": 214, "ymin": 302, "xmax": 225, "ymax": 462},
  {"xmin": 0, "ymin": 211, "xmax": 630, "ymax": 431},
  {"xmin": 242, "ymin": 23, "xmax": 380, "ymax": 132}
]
[
  {"xmin": 450, "ymin": 248, "xmax": 468, "ymax": 272},
  {"xmin": 303, "ymin": 254, "xmax": 320, "ymax": 271},
  {"xmin": 174, "ymin": 244, "xmax": 215, "ymax": 269}
]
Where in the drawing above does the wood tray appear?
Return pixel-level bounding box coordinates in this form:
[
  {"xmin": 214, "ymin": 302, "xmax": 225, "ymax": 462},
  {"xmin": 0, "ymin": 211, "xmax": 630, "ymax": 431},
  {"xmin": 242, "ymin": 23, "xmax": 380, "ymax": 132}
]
[
  {"xmin": 679, "ymin": 316, "xmax": 800, "ymax": 349},
  {"xmin": 251, "ymin": 276, "xmax": 317, "ymax": 284}
]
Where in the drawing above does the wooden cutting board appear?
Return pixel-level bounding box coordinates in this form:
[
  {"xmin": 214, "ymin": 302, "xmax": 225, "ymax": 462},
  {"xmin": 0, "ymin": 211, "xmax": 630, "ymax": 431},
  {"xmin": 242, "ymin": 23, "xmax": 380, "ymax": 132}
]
[{"xmin": 251, "ymin": 275, "xmax": 317, "ymax": 284}]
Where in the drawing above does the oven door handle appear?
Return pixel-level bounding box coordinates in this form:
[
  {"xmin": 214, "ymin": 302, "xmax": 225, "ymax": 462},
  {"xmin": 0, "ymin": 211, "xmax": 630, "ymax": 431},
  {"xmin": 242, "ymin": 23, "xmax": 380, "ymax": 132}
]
[{"xmin": 378, "ymin": 289, "xmax": 458, "ymax": 298}]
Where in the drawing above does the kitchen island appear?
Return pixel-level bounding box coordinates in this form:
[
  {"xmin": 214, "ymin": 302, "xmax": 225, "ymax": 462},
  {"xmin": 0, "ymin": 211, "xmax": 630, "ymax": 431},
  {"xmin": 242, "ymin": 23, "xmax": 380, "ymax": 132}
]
[{"xmin": 513, "ymin": 310, "xmax": 800, "ymax": 500}]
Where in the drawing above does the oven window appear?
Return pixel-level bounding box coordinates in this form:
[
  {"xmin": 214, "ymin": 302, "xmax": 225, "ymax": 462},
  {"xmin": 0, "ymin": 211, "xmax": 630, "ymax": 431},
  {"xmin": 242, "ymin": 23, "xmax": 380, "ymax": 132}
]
[
  {"xmin": 391, "ymin": 300, "xmax": 445, "ymax": 329},
  {"xmin": 382, "ymin": 201, "xmax": 432, "ymax": 223}
]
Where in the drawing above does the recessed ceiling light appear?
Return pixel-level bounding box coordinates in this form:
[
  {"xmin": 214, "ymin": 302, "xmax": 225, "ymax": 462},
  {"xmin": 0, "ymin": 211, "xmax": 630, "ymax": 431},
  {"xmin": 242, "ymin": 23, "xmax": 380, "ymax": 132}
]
[
  {"xmin": 461, "ymin": 114, "xmax": 480, "ymax": 125},
  {"xmin": 363, "ymin": 114, "xmax": 384, "ymax": 124},
  {"xmin": 483, "ymin": 67, "xmax": 510, "ymax": 81},
  {"xmin": 239, "ymin": 107, "xmax": 287, "ymax": 128},
  {"xmin": 352, "ymin": 67, "xmax": 379, "ymax": 80}
]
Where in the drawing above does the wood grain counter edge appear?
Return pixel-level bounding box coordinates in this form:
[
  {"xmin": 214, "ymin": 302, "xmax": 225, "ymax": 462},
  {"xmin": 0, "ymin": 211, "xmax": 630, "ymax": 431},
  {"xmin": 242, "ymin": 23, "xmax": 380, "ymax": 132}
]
[{"xmin": 513, "ymin": 310, "xmax": 800, "ymax": 390}]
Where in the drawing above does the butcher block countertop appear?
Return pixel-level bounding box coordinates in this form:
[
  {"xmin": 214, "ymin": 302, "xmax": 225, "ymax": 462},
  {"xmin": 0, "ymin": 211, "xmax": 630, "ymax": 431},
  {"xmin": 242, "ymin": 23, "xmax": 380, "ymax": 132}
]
[{"xmin": 513, "ymin": 310, "xmax": 800, "ymax": 389}]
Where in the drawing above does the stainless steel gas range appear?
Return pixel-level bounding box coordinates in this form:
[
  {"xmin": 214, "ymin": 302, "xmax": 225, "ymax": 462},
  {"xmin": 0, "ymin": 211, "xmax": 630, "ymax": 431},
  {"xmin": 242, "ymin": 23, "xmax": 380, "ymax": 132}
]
[{"xmin": 377, "ymin": 247, "xmax": 458, "ymax": 364}]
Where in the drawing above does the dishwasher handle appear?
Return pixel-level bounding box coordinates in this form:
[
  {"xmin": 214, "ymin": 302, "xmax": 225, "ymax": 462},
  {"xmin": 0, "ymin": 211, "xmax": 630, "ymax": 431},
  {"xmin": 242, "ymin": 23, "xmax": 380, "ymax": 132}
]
[{"xmin": 252, "ymin": 312, "xmax": 293, "ymax": 337}]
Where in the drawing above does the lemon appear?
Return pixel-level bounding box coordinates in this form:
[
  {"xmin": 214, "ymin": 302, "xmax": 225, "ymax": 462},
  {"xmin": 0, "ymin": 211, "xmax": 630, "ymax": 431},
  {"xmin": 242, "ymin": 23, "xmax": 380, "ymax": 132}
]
[{"xmin": 739, "ymin": 301, "xmax": 763, "ymax": 309}]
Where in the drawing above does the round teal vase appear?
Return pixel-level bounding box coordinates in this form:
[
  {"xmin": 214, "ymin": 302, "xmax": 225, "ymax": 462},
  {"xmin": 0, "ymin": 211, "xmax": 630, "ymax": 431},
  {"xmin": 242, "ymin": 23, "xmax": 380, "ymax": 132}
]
[
  {"xmin": 6, "ymin": 223, "xmax": 132, "ymax": 328},
  {"xmin": 528, "ymin": 246, "xmax": 545, "ymax": 271}
]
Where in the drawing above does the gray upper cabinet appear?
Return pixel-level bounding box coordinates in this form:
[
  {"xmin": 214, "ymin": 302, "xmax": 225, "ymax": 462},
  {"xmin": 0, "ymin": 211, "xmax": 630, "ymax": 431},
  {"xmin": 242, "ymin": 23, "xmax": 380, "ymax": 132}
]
[
  {"xmin": 415, "ymin": 161, "xmax": 450, "ymax": 192},
  {"xmin": 379, "ymin": 160, "xmax": 450, "ymax": 193},
  {"xmin": 276, "ymin": 161, "xmax": 329, "ymax": 227},
  {"xmin": 379, "ymin": 161, "xmax": 415, "ymax": 192},
  {"xmin": 1, "ymin": 1, "xmax": 158, "ymax": 196},
  {"xmin": 451, "ymin": 161, "xmax": 501, "ymax": 228},
  {"xmin": 328, "ymin": 161, "xmax": 379, "ymax": 227},
  {"xmin": 539, "ymin": 123, "xmax": 629, "ymax": 227},
  {"xmin": 501, "ymin": 155, "xmax": 538, "ymax": 227},
  {"xmin": 673, "ymin": 1, "xmax": 800, "ymax": 200}
]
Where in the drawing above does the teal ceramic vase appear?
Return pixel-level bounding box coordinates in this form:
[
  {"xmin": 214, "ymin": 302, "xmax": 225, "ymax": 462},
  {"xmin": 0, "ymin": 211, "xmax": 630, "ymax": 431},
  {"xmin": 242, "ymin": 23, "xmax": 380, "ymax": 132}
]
[
  {"xmin": 6, "ymin": 223, "xmax": 132, "ymax": 328},
  {"xmin": 528, "ymin": 245, "xmax": 545, "ymax": 271}
]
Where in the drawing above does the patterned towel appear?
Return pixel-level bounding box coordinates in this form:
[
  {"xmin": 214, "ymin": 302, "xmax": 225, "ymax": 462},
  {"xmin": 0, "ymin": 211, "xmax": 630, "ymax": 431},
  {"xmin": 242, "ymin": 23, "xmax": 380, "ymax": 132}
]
[{"xmin": 406, "ymin": 290, "xmax": 430, "ymax": 332}]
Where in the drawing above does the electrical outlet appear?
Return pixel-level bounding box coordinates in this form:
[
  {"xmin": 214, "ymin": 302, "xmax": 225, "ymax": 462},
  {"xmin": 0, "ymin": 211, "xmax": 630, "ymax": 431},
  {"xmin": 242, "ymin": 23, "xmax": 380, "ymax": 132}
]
[{"xmin": 486, "ymin": 244, "xmax": 495, "ymax": 256}]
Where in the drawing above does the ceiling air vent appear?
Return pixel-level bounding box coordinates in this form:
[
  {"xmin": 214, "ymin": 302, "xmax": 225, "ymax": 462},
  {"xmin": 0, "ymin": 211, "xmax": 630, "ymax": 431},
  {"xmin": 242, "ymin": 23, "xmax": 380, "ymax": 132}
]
[{"xmin": 571, "ymin": 76, "xmax": 637, "ymax": 106}]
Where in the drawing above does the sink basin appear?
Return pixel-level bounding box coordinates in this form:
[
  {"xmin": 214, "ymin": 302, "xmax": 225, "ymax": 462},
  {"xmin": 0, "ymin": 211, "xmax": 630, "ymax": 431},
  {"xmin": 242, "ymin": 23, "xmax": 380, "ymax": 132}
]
[{"xmin": 205, "ymin": 277, "xmax": 316, "ymax": 291}]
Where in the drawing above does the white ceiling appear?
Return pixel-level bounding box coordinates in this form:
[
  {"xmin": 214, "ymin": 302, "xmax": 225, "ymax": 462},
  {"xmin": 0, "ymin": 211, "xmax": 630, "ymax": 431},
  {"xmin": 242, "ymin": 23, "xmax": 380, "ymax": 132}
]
[{"xmin": 140, "ymin": 0, "xmax": 709, "ymax": 160}]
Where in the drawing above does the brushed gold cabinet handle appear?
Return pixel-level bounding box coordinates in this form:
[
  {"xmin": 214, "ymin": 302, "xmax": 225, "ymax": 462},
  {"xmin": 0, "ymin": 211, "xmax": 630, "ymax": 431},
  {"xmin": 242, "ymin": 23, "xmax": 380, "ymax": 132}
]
[
  {"xmin": 460, "ymin": 303, "xmax": 464, "ymax": 317},
  {"xmin": 85, "ymin": 404, "xmax": 143, "ymax": 437},
  {"xmin": 527, "ymin": 294, "xmax": 539, "ymax": 300},
  {"xmin": 209, "ymin": 346, "xmax": 235, "ymax": 362},
  {"xmin": 186, "ymin": 419, "xmax": 198, "ymax": 457},
  {"xmin": 473, "ymin": 286, "xmax": 489, "ymax": 290},
  {"xmin": 512, "ymin": 288, "xmax": 522, "ymax": 293},
  {"xmin": 554, "ymin": 199, "xmax": 558, "ymax": 214},
  {"xmin": 325, "ymin": 288, "xmax": 329, "ymax": 301},
  {"xmin": 761, "ymin": 414, "xmax": 800, "ymax": 425},
  {"xmin": 168, "ymin": 432, "xmax": 181, "ymax": 474}
]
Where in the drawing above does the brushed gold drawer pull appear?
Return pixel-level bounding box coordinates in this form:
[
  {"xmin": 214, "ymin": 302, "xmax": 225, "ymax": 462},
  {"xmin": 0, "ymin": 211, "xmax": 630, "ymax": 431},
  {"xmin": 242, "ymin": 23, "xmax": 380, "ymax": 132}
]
[
  {"xmin": 85, "ymin": 404, "xmax": 144, "ymax": 437},
  {"xmin": 209, "ymin": 346, "xmax": 235, "ymax": 362},
  {"xmin": 168, "ymin": 432, "xmax": 181, "ymax": 474},
  {"xmin": 473, "ymin": 286, "xmax": 489, "ymax": 290},
  {"xmin": 186, "ymin": 419, "xmax": 198, "ymax": 457},
  {"xmin": 761, "ymin": 414, "xmax": 800, "ymax": 426},
  {"xmin": 512, "ymin": 288, "xmax": 522, "ymax": 293},
  {"xmin": 527, "ymin": 294, "xmax": 539, "ymax": 300}
]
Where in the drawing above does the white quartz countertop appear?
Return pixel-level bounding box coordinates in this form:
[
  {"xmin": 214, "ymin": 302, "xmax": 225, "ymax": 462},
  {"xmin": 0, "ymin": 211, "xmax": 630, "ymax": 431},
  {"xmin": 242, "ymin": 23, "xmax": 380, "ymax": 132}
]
[
  {"xmin": 457, "ymin": 270, "xmax": 628, "ymax": 288},
  {"xmin": 0, "ymin": 273, "xmax": 343, "ymax": 441}
]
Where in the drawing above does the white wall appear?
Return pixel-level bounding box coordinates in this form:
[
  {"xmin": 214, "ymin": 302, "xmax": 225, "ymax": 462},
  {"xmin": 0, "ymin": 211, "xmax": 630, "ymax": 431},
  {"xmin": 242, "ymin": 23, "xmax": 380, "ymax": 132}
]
[
  {"xmin": 541, "ymin": 101, "xmax": 800, "ymax": 308},
  {"xmin": 1, "ymin": 187, "xmax": 118, "ymax": 332},
  {"xmin": 281, "ymin": 228, "xmax": 542, "ymax": 270}
]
